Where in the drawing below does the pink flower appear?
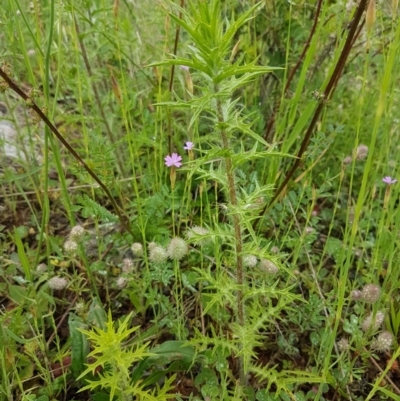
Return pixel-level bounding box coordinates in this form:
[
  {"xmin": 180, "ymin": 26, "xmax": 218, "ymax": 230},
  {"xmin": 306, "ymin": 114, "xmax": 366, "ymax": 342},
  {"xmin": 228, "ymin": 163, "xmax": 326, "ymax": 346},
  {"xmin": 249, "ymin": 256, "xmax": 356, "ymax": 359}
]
[
  {"xmin": 382, "ymin": 176, "xmax": 397, "ymax": 185},
  {"xmin": 165, "ymin": 153, "xmax": 182, "ymax": 168},
  {"xmin": 184, "ymin": 141, "xmax": 194, "ymax": 150}
]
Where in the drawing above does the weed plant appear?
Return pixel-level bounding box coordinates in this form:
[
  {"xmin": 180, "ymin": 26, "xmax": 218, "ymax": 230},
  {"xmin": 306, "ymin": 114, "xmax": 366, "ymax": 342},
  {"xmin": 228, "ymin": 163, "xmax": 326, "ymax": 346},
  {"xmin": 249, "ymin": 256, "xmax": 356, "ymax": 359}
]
[{"xmin": 1, "ymin": 0, "xmax": 400, "ymax": 400}]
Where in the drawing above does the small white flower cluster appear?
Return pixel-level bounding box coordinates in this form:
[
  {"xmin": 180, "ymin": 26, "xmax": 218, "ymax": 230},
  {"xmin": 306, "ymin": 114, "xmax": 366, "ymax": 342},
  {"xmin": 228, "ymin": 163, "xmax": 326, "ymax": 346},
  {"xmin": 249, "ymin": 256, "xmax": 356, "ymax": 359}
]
[
  {"xmin": 185, "ymin": 226, "xmax": 211, "ymax": 246},
  {"xmin": 259, "ymin": 259, "xmax": 279, "ymax": 274},
  {"xmin": 48, "ymin": 276, "xmax": 68, "ymax": 291},
  {"xmin": 241, "ymin": 255, "xmax": 280, "ymax": 275},
  {"xmin": 147, "ymin": 237, "xmax": 189, "ymax": 264},
  {"xmin": 63, "ymin": 224, "xmax": 86, "ymax": 257},
  {"xmin": 361, "ymin": 311, "xmax": 385, "ymax": 332},
  {"xmin": 347, "ymin": 284, "xmax": 393, "ymax": 352},
  {"xmin": 114, "ymin": 243, "xmax": 145, "ymax": 289},
  {"xmin": 350, "ymin": 284, "xmax": 381, "ymax": 304},
  {"xmin": 372, "ymin": 331, "xmax": 394, "ymax": 352}
]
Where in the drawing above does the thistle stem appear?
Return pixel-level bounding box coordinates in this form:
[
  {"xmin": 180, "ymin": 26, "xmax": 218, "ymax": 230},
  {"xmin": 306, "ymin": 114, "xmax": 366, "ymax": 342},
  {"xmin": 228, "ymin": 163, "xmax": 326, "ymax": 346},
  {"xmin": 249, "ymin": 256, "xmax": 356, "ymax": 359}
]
[{"xmin": 215, "ymin": 91, "xmax": 246, "ymax": 386}]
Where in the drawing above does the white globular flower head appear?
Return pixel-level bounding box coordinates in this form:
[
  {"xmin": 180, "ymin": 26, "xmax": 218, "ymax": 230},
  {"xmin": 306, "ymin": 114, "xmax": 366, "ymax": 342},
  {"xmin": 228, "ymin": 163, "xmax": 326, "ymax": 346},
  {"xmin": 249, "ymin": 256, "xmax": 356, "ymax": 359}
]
[
  {"xmin": 48, "ymin": 276, "xmax": 68, "ymax": 290},
  {"xmin": 122, "ymin": 258, "xmax": 134, "ymax": 274},
  {"xmin": 356, "ymin": 144, "xmax": 369, "ymax": 160},
  {"xmin": 75, "ymin": 302, "xmax": 85, "ymax": 313},
  {"xmin": 350, "ymin": 290, "xmax": 362, "ymax": 300},
  {"xmin": 342, "ymin": 155, "xmax": 353, "ymax": 165},
  {"xmin": 148, "ymin": 242, "xmax": 158, "ymax": 251},
  {"xmin": 372, "ymin": 331, "xmax": 394, "ymax": 352},
  {"xmin": 361, "ymin": 284, "xmax": 381, "ymax": 303},
  {"xmin": 36, "ymin": 263, "xmax": 47, "ymax": 273},
  {"xmin": 167, "ymin": 237, "xmax": 188, "ymax": 261},
  {"xmin": 69, "ymin": 225, "xmax": 85, "ymax": 242},
  {"xmin": 185, "ymin": 226, "xmax": 211, "ymax": 246},
  {"xmin": 337, "ymin": 338, "xmax": 350, "ymax": 352},
  {"xmin": 131, "ymin": 242, "xmax": 143, "ymax": 257},
  {"xmin": 116, "ymin": 276, "xmax": 127, "ymax": 289},
  {"xmin": 361, "ymin": 311, "xmax": 385, "ymax": 332},
  {"xmin": 243, "ymin": 255, "xmax": 257, "ymax": 268},
  {"xmin": 149, "ymin": 245, "xmax": 168, "ymax": 264},
  {"xmin": 259, "ymin": 259, "xmax": 279, "ymax": 274},
  {"xmin": 64, "ymin": 240, "xmax": 78, "ymax": 256}
]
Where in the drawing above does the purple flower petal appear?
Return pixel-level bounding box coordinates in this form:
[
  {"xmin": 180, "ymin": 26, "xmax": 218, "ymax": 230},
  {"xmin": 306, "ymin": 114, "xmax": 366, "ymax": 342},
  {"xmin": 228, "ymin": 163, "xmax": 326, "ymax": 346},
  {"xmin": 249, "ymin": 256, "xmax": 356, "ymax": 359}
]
[
  {"xmin": 183, "ymin": 141, "xmax": 194, "ymax": 150},
  {"xmin": 382, "ymin": 176, "xmax": 397, "ymax": 185},
  {"xmin": 165, "ymin": 153, "xmax": 182, "ymax": 168}
]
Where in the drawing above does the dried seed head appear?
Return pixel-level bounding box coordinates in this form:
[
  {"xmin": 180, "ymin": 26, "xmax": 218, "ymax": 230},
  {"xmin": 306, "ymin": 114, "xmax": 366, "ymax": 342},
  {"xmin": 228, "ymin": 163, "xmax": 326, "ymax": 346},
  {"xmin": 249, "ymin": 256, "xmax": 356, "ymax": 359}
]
[
  {"xmin": 366, "ymin": 0, "xmax": 376, "ymax": 32},
  {"xmin": 131, "ymin": 242, "xmax": 143, "ymax": 257},
  {"xmin": 167, "ymin": 237, "xmax": 188, "ymax": 260},
  {"xmin": 149, "ymin": 245, "xmax": 168, "ymax": 264},
  {"xmin": 361, "ymin": 284, "xmax": 381, "ymax": 303},
  {"xmin": 48, "ymin": 276, "xmax": 68, "ymax": 290},
  {"xmin": 243, "ymin": 255, "xmax": 258, "ymax": 268},
  {"xmin": 372, "ymin": 331, "xmax": 393, "ymax": 352}
]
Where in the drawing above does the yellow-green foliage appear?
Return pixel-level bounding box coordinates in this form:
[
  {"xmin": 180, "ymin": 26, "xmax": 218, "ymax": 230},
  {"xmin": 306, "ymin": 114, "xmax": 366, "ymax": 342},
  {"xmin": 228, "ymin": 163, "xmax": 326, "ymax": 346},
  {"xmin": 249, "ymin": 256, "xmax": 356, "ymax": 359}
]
[{"xmin": 78, "ymin": 310, "xmax": 175, "ymax": 401}]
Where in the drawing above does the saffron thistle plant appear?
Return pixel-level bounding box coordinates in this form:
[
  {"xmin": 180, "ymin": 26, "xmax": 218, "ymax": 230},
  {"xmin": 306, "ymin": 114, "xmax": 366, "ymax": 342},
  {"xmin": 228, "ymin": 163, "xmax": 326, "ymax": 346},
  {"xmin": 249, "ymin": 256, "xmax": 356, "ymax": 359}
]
[
  {"xmin": 77, "ymin": 310, "xmax": 175, "ymax": 401},
  {"xmin": 151, "ymin": 0, "xmax": 298, "ymax": 387}
]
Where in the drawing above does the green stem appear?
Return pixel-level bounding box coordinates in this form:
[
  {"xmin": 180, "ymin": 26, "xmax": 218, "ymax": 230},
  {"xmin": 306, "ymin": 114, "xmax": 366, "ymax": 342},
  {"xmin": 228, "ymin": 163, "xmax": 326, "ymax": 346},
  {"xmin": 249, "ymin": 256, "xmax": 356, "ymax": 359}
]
[{"xmin": 215, "ymin": 88, "xmax": 246, "ymax": 385}]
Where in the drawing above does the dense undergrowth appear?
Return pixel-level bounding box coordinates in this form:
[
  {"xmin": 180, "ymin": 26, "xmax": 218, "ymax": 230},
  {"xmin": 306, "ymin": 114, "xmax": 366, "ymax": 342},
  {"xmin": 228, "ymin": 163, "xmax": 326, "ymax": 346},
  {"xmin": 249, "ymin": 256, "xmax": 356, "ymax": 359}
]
[{"xmin": 1, "ymin": 0, "xmax": 400, "ymax": 400}]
